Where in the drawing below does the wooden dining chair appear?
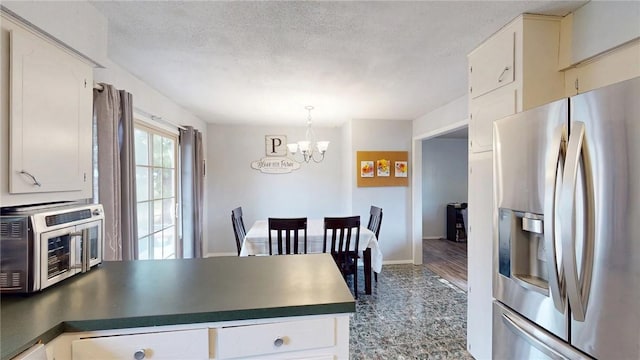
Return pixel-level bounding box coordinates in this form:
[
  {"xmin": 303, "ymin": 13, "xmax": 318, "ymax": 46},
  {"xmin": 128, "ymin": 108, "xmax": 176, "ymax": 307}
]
[
  {"xmin": 231, "ymin": 207, "xmax": 246, "ymax": 256},
  {"xmin": 268, "ymin": 217, "xmax": 308, "ymax": 255},
  {"xmin": 323, "ymin": 216, "xmax": 361, "ymax": 298},
  {"xmin": 367, "ymin": 206, "xmax": 383, "ymax": 281}
]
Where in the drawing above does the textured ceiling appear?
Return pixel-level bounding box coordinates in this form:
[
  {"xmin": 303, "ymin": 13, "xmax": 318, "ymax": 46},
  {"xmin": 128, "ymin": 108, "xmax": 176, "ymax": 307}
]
[{"xmin": 89, "ymin": 1, "xmax": 587, "ymax": 126}]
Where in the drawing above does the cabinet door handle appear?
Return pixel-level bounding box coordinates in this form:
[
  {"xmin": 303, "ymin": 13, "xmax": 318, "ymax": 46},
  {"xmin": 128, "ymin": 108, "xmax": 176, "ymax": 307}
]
[
  {"xmin": 273, "ymin": 337, "xmax": 285, "ymax": 347},
  {"xmin": 498, "ymin": 66, "xmax": 511, "ymax": 83},
  {"xmin": 19, "ymin": 170, "xmax": 42, "ymax": 187},
  {"xmin": 133, "ymin": 349, "xmax": 146, "ymax": 360}
]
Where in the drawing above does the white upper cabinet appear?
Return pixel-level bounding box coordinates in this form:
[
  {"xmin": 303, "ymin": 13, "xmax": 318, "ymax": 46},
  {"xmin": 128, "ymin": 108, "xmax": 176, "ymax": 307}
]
[
  {"xmin": 469, "ymin": 28, "xmax": 515, "ymax": 99},
  {"xmin": 1, "ymin": 15, "xmax": 94, "ymax": 205},
  {"xmin": 467, "ymin": 15, "xmax": 565, "ymax": 153}
]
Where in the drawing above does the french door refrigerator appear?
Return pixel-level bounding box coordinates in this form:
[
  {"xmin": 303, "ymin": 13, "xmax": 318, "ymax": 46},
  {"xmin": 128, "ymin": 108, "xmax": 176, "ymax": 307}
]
[{"xmin": 492, "ymin": 77, "xmax": 640, "ymax": 360}]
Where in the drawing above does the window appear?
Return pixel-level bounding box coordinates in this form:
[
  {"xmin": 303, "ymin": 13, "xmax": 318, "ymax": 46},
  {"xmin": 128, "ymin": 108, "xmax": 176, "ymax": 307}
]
[{"xmin": 134, "ymin": 123, "xmax": 178, "ymax": 260}]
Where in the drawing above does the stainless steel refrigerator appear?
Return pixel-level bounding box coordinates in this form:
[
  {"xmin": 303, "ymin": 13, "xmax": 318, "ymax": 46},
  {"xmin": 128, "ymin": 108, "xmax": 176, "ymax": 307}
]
[{"xmin": 492, "ymin": 77, "xmax": 640, "ymax": 360}]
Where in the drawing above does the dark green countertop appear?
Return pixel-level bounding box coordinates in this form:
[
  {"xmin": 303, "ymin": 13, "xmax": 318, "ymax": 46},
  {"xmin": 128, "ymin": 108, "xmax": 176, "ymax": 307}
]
[{"xmin": 0, "ymin": 253, "xmax": 355, "ymax": 360}]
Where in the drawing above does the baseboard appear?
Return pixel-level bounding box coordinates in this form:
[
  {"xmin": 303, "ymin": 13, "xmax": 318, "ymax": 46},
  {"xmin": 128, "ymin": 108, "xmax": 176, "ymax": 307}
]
[
  {"xmin": 423, "ymin": 236, "xmax": 444, "ymax": 240},
  {"xmin": 205, "ymin": 252, "xmax": 237, "ymax": 257},
  {"xmin": 383, "ymin": 259, "xmax": 414, "ymax": 265}
]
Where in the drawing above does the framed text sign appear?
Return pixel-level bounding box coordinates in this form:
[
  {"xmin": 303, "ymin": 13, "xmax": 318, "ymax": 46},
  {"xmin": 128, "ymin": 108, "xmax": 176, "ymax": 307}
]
[
  {"xmin": 356, "ymin": 151, "xmax": 409, "ymax": 187},
  {"xmin": 251, "ymin": 135, "xmax": 301, "ymax": 174}
]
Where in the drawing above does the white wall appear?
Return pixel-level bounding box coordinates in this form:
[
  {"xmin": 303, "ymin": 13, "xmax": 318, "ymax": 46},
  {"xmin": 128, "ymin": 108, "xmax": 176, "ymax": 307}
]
[
  {"xmin": 350, "ymin": 119, "xmax": 413, "ymax": 263},
  {"xmin": 421, "ymin": 138, "xmax": 468, "ymax": 239},
  {"xmin": 411, "ymin": 96, "xmax": 469, "ymax": 263},
  {"xmin": 1, "ymin": 1, "xmax": 108, "ymax": 66},
  {"xmin": 208, "ymin": 119, "xmax": 414, "ymax": 262},
  {"xmin": 413, "ymin": 96, "xmax": 467, "ymax": 137},
  {"xmin": 206, "ymin": 123, "xmax": 345, "ymax": 256}
]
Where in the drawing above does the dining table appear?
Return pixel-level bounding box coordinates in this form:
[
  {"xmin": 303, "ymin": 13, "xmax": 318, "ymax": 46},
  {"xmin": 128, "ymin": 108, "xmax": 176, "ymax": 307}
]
[{"xmin": 240, "ymin": 219, "xmax": 383, "ymax": 295}]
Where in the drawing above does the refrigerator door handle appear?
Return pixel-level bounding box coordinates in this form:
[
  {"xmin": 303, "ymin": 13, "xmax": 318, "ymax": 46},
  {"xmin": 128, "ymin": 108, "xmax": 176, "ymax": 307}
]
[
  {"xmin": 501, "ymin": 311, "xmax": 587, "ymax": 360},
  {"xmin": 544, "ymin": 124, "xmax": 567, "ymax": 313},
  {"xmin": 560, "ymin": 121, "xmax": 595, "ymax": 322}
]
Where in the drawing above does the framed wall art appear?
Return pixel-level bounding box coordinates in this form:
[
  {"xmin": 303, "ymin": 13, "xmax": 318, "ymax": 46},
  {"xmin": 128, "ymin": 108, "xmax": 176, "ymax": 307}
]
[
  {"xmin": 361, "ymin": 161, "xmax": 374, "ymax": 177},
  {"xmin": 356, "ymin": 151, "xmax": 409, "ymax": 187}
]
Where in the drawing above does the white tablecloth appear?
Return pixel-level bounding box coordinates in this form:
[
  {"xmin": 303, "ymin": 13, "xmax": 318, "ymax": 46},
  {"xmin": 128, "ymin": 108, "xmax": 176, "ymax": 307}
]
[{"xmin": 241, "ymin": 219, "xmax": 383, "ymax": 273}]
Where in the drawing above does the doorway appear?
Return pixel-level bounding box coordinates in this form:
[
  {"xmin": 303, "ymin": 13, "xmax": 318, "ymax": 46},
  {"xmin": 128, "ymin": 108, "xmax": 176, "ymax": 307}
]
[{"xmin": 416, "ymin": 124, "xmax": 469, "ymax": 290}]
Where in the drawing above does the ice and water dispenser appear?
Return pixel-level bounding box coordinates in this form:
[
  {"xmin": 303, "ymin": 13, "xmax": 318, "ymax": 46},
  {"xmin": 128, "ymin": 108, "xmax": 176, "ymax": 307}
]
[{"xmin": 498, "ymin": 209, "xmax": 550, "ymax": 295}]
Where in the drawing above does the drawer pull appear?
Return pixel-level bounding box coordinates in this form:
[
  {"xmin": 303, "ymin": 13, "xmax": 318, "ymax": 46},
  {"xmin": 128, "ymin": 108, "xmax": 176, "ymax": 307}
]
[
  {"xmin": 274, "ymin": 337, "xmax": 285, "ymax": 347},
  {"xmin": 498, "ymin": 66, "xmax": 511, "ymax": 83},
  {"xmin": 133, "ymin": 349, "xmax": 146, "ymax": 360}
]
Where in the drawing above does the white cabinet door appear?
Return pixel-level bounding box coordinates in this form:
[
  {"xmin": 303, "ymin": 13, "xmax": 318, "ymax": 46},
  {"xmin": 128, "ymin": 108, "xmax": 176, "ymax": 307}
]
[
  {"xmin": 469, "ymin": 27, "xmax": 516, "ymax": 99},
  {"xmin": 466, "ymin": 151, "xmax": 494, "ymax": 360},
  {"xmin": 469, "ymin": 86, "xmax": 517, "ymax": 153},
  {"xmin": 71, "ymin": 329, "xmax": 209, "ymax": 360},
  {"xmin": 9, "ymin": 26, "xmax": 93, "ymax": 194}
]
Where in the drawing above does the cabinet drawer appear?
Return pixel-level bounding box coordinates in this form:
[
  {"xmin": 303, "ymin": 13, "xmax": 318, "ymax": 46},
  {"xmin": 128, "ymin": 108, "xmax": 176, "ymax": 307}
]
[
  {"xmin": 71, "ymin": 328, "xmax": 208, "ymax": 360},
  {"xmin": 469, "ymin": 28, "xmax": 516, "ymax": 99},
  {"xmin": 217, "ymin": 317, "xmax": 336, "ymax": 359}
]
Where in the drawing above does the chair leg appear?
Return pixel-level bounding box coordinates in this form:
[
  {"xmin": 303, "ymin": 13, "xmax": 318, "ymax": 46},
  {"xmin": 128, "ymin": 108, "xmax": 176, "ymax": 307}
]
[
  {"xmin": 374, "ymin": 272, "xmax": 378, "ymax": 282},
  {"xmin": 353, "ymin": 266, "xmax": 358, "ymax": 299}
]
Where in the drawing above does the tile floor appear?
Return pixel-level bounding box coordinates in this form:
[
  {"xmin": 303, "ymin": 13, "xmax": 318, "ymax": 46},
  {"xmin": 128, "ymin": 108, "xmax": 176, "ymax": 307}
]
[{"xmin": 349, "ymin": 264, "xmax": 474, "ymax": 359}]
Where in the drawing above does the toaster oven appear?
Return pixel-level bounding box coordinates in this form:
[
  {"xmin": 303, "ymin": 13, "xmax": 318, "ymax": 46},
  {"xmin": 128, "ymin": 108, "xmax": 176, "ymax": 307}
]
[{"xmin": 0, "ymin": 203, "xmax": 104, "ymax": 293}]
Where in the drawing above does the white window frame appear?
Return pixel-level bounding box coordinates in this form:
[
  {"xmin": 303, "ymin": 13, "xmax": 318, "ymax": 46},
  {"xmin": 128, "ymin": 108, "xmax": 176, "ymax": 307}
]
[{"xmin": 134, "ymin": 121, "xmax": 180, "ymax": 260}]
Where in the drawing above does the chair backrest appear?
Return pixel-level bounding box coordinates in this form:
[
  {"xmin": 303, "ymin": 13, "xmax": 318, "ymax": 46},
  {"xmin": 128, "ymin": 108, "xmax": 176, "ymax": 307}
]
[
  {"xmin": 323, "ymin": 216, "xmax": 361, "ymax": 258},
  {"xmin": 268, "ymin": 217, "xmax": 308, "ymax": 255},
  {"xmin": 367, "ymin": 206, "xmax": 383, "ymax": 239},
  {"xmin": 231, "ymin": 207, "xmax": 246, "ymax": 255}
]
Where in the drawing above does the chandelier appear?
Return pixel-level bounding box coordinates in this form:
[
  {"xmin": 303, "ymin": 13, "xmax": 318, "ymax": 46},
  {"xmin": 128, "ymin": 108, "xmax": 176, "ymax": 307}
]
[{"xmin": 287, "ymin": 106, "xmax": 329, "ymax": 163}]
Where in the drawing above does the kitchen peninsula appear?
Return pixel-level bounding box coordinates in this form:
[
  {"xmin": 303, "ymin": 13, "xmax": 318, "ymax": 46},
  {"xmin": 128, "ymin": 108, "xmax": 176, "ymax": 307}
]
[{"xmin": 1, "ymin": 254, "xmax": 354, "ymax": 360}]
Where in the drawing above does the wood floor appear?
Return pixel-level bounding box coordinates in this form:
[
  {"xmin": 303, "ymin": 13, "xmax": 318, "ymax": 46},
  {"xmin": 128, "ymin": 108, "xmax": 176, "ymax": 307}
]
[{"xmin": 422, "ymin": 238, "xmax": 468, "ymax": 291}]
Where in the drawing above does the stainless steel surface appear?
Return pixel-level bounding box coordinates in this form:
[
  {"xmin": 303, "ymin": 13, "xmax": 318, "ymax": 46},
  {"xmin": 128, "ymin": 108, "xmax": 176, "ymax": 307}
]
[
  {"xmin": 494, "ymin": 77, "xmax": 640, "ymax": 360},
  {"xmin": 494, "ymin": 98, "xmax": 569, "ymax": 340},
  {"xmin": 495, "ymin": 271, "xmax": 567, "ymax": 340},
  {"xmin": 0, "ymin": 203, "xmax": 104, "ymax": 293},
  {"xmin": 522, "ymin": 215, "xmax": 543, "ymax": 234},
  {"xmin": 495, "ymin": 98, "xmax": 568, "ymax": 213},
  {"xmin": 493, "ymin": 301, "xmax": 592, "ymax": 360},
  {"xmin": 567, "ymin": 77, "xmax": 640, "ymax": 359},
  {"xmin": 560, "ymin": 121, "xmax": 594, "ymax": 322},
  {"xmin": 544, "ymin": 124, "xmax": 566, "ymax": 313},
  {"xmin": 496, "ymin": 209, "xmax": 566, "ymax": 338}
]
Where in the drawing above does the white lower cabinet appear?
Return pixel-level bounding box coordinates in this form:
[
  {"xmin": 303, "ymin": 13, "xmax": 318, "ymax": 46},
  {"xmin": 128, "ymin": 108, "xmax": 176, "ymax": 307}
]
[
  {"xmin": 42, "ymin": 314, "xmax": 349, "ymax": 360},
  {"xmin": 11, "ymin": 344, "xmax": 47, "ymax": 360}
]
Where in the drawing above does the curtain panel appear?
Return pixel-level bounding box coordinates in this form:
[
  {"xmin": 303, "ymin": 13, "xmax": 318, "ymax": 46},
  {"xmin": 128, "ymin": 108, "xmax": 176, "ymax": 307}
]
[
  {"xmin": 180, "ymin": 126, "xmax": 204, "ymax": 258},
  {"xmin": 94, "ymin": 83, "xmax": 138, "ymax": 261}
]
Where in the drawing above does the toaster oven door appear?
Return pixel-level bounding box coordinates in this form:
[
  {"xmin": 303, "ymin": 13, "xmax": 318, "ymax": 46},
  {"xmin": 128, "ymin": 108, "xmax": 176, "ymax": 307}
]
[
  {"xmin": 76, "ymin": 219, "xmax": 103, "ymax": 269},
  {"xmin": 39, "ymin": 227, "xmax": 80, "ymax": 290}
]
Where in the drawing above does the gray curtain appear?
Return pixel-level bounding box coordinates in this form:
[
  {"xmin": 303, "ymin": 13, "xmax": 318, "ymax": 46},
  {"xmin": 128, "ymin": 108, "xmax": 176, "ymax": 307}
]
[
  {"xmin": 180, "ymin": 126, "xmax": 204, "ymax": 258},
  {"xmin": 94, "ymin": 83, "xmax": 138, "ymax": 261}
]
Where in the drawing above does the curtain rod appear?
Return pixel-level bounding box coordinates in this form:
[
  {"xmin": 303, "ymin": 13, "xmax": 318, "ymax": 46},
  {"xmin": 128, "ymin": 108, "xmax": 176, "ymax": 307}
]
[{"xmin": 93, "ymin": 82, "xmax": 186, "ymax": 130}]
